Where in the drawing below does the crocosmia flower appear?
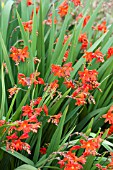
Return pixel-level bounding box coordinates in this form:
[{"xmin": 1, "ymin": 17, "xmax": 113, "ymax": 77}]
[
  {"xmin": 58, "ymin": 0, "xmax": 68, "ymax": 17},
  {"xmin": 107, "ymin": 47, "xmax": 113, "ymax": 58},
  {"xmin": 71, "ymin": 0, "xmax": 81, "ymax": 6},
  {"xmin": 26, "ymin": 0, "xmax": 33, "ymax": 6},
  {"xmin": 10, "ymin": 46, "xmax": 29, "ymax": 65}
]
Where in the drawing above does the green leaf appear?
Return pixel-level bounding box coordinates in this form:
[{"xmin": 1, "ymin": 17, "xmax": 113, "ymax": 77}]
[
  {"xmin": 85, "ymin": 118, "xmax": 94, "ymax": 136},
  {"xmin": 16, "ymin": 11, "xmax": 30, "ymax": 48},
  {"xmin": 0, "ymin": 32, "xmax": 14, "ymax": 85},
  {"xmin": 98, "ymin": 57, "xmax": 113, "ymax": 80},
  {"xmin": 46, "ymin": 5, "xmax": 55, "ymax": 70},
  {"xmin": 98, "ymin": 82, "xmax": 113, "ymax": 108},
  {"xmin": 1, "ymin": 0, "xmax": 14, "ymax": 43},
  {"xmin": 37, "ymin": 0, "xmax": 45, "ymax": 77},
  {"xmin": 83, "ymin": 155, "xmax": 94, "ymax": 170},
  {"xmin": 16, "ymin": 11, "xmax": 34, "ymax": 73},
  {"xmin": 11, "ymin": 88, "xmax": 31, "ymax": 121},
  {"xmin": 102, "ymin": 140, "xmax": 113, "ymax": 152},
  {"xmin": 76, "ymin": 105, "xmax": 112, "ymax": 132},
  {"xmin": 61, "ymin": 127, "xmax": 75, "ymax": 146},
  {"xmin": 33, "ymin": 127, "xmax": 42, "ymax": 163},
  {"xmin": 0, "ymin": 65, "xmax": 5, "ymax": 119},
  {"xmin": 87, "ymin": 31, "xmax": 108, "ymax": 52},
  {"xmin": 1, "ymin": 147, "xmax": 34, "ymax": 166},
  {"xmin": 21, "ymin": 0, "xmax": 28, "ymax": 22},
  {"xmin": 14, "ymin": 164, "xmax": 37, "ymax": 170},
  {"xmin": 43, "ymin": 166, "xmax": 61, "ymax": 170},
  {"xmin": 101, "ymin": 23, "xmax": 113, "ymax": 49},
  {"xmin": 42, "ymin": 0, "xmax": 51, "ymax": 19},
  {"xmin": 6, "ymin": 91, "xmax": 18, "ymax": 121},
  {"xmin": 31, "ymin": 2, "xmax": 37, "ymax": 59},
  {"xmin": 49, "ymin": 89, "xmax": 71, "ymax": 115},
  {"xmin": 47, "ymin": 106, "xmax": 68, "ymax": 156},
  {"xmin": 51, "ymin": 10, "xmax": 70, "ymax": 64}
]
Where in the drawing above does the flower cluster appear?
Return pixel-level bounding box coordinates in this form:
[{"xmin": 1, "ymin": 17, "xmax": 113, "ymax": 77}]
[
  {"xmin": 76, "ymin": 13, "xmax": 90, "ymax": 27},
  {"xmin": 3, "ymin": 97, "xmax": 55, "ymax": 153},
  {"xmin": 4, "ymin": 115, "xmax": 41, "ymax": 154},
  {"xmin": 58, "ymin": 151, "xmax": 86, "ymax": 170},
  {"xmin": 58, "ymin": 135, "xmax": 102, "ymax": 170},
  {"xmin": 10, "ymin": 46, "xmax": 29, "ymax": 65},
  {"xmin": 92, "ymin": 21, "xmax": 107, "ymax": 33},
  {"xmin": 83, "ymin": 49, "xmax": 104, "ymax": 63},
  {"xmin": 80, "ymin": 136, "xmax": 102, "ymax": 156},
  {"xmin": 70, "ymin": 67, "xmax": 100, "ymax": 105},
  {"xmin": 51, "ymin": 61, "xmax": 100, "ymax": 106},
  {"xmin": 78, "ymin": 33, "xmax": 89, "ymax": 50},
  {"xmin": 48, "ymin": 113, "xmax": 62, "ymax": 125},
  {"xmin": 58, "ymin": 0, "xmax": 69, "ymax": 17},
  {"xmin": 18, "ymin": 72, "xmax": 45, "ymax": 87},
  {"xmin": 43, "ymin": 13, "xmax": 58, "ymax": 26},
  {"xmin": 71, "ymin": 0, "xmax": 81, "ymax": 6},
  {"xmin": 22, "ymin": 20, "xmax": 33, "ymax": 32},
  {"xmin": 8, "ymin": 85, "xmax": 19, "ymax": 98},
  {"xmin": 51, "ymin": 62, "xmax": 73, "ymax": 78}
]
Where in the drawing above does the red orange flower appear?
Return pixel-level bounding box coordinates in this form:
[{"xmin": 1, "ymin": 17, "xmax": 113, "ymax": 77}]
[
  {"xmin": 78, "ymin": 33, "xmax": 88, "ymax": 50},
  {"xmin": 58, "ymin": 0, "xmax": 68, "ymax": 17},
  {"xmin": 30, "ymin": 6, "xmax": 39, "ymax": 20},
  {"xmin": 71, "ymin": 0, "xmax": 81, "ymax": 6},
  {"xmin": 64, "ymin": 79, "xmax": 75, "ymax": 89},
  {"xmin": 93, "ymin": 49, "xmax": 104, "ymax": 62},
  {"xmin": 48, "ymin": 113, "xmax": 62, "ymax": 125},
  {"xmin": 83, "ymin": 15, "xmax": 90, "ymax": 27},
  {"xmin": 78, "ymin": 68, "xmax": 99, "ymax": 85},
  {"xmin": 18, "ymin": 72, "xmax": 44, "ymax": 87},
  {"xmin": 51, "ymin": 63, "xmax": 73, "ymax": 78},
  {"xmin": 10, "ymin": 46, "xmax": 29, "ymax": 65},
  {"xmin": 22, "ymin": 105, "xmax": 33, "ymax": 118},
  {"xmin": 97, "ymin": 21, "xmax": 107, "ymax": 33},
  {"xmin": 40, "ymin": 147, "xmax": 47, "ymax": 154},
  {"xmin": 6, "ymin": 139, "xmax": 31, "ymax": 154},
  {"xmin": 76, "ymin": 13, "xmax": 83, "ymax": 21},
  {"xmin": 22, "ymin": 20, "xmax": 33, "ymax": 32},
  {"xmin": 102, "ymin": 106, "xmax": 113, "ymax": 124},
  {"xmin": 26, "ymin": 0, "xmax": 33, "ymax": 6},
  {"xmin": 76, "ymin": 13, "xmax": 90, "ymax": 27},
  {"xmin": 63, "ymin": 50, "xmax": 69, "ymax": 62},
  {"xmin": 93, "ymin": 21, "xmax": 107, "ymax": 33},
  {"xmin": 43, "ymin": 104, "xmax": 48, "ymax": 116},
  {"xmin": 63, "ymin": 62, "xmax": 74, "ymax": 77},
  {"xmin": 83, "ymin": 52, "xmax": 93, "ymax": 62},
  {"xmin": 43, "ymin": 13, "xmax": 57, "ymax": 26},
  {"xmin": 96, "ymin": 164, "xmax": 107, "ymax": 170},
  {"xmin": 7, "ymin": 133, "xmax": 18, "ymax": 140},
  {"xmin": 19, "ymin": 133, "xmax": 29, "ymax": 140},
  {"xmin": 51, "ymin": 65, "xmax": 64, "ymax": 78},
  {"xmin": 31, "ymin": 97, "xmax": 42, "ymax": 106},
  {"xmin": 80, "ymin": 136, "xmax": 102, "ymax": 156},
  {"xmin": 8, "ymin": 85, "xmax": 19, "ymax": 98},
  {"xmin": 34, "ymin": 108, "xmax": 42, "ymax": 116},
  {"xmin": 83, "ymin": 49, "xmax": 104, "ymax": 63},
  {"xmin": 58, "ymin": 151, "xmax": 86, "ymax": 170},
  {"xmin": 108, "ymin": 125, "xmax": 113, "ymax": 135},
  {"xmin": 107, "ymin": 47, "xmax": 113, "ymax": 58},
  {"xmin": 17, "ymin": 120, "xmax": 41, "ymax": 133}
]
